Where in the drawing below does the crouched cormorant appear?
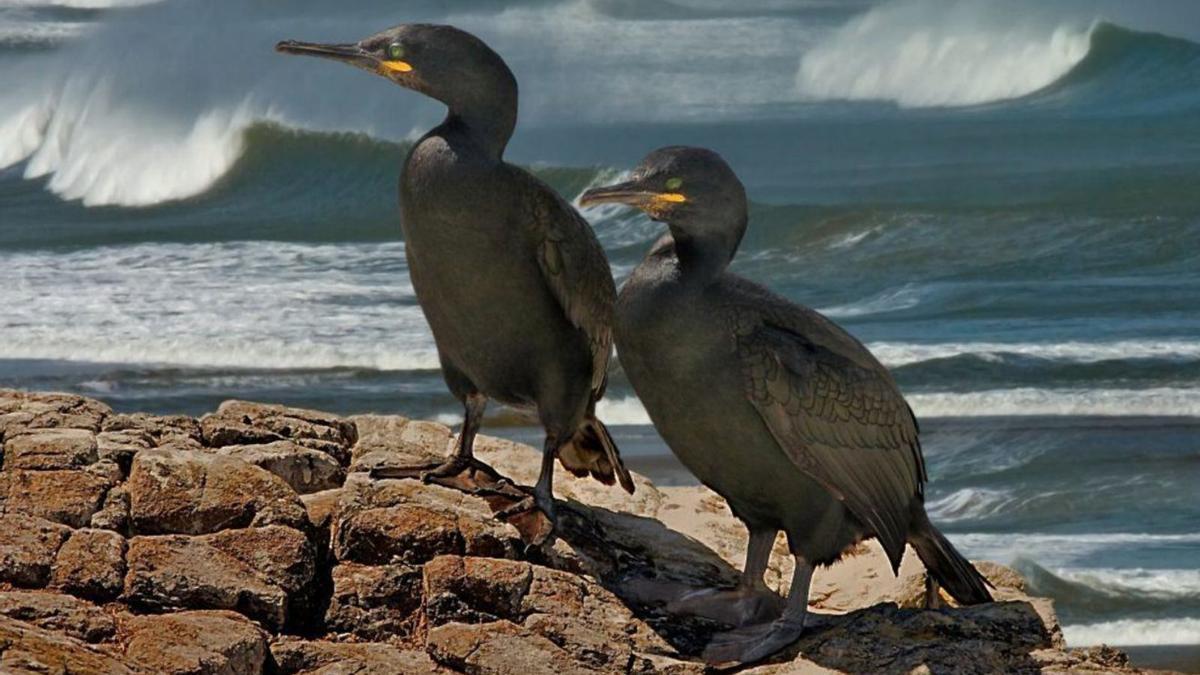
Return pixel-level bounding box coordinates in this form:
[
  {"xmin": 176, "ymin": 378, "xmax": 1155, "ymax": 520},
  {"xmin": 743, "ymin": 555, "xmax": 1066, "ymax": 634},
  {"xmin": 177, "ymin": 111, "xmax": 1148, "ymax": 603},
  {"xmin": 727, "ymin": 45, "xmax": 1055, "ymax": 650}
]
[
  {"xmin": 581, "ymin": 147, "xmax": 992, "ymax": 666},
  {"xmin": 277, "ymin": 25, "xmax": 634, "ymax": 526}
]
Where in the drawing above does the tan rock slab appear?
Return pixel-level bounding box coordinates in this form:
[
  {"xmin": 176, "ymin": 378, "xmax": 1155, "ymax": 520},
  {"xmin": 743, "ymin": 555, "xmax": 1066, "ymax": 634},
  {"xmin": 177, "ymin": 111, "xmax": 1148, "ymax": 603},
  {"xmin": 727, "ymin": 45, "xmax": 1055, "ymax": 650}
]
[
  {"xmin": 325, "ymin": 562, "xmax": 423, "ymax": 640},
  {"xmin": 331, "ymin": 479, "xmax": 522, "ymax": 565},
  {"xmin": 127, "ymin": 448, "xmax": 305, "ymax": 535},
  {"xmin": 214, "ymin": 440, "xmax": 345, "ymax": 494},
  {"xmin": 271, "ymin": 640, "xmax": 443, "ymax": 675},
  {"xmin": 52, "ymin": 528, "xmax": 128, "ymax": 601},
  {"xmin": 0, "ymin": 468, "xmax": 113, "ymax": 528},
  {"xmin": 3, "ymin": 428, "xmax": 97, "ymax": 470},
  {"xmin": 0, "ymin": 590, "xmax": 116, "ymax": 643},
  {"xmin": 428, "ymin": 619, "xmax": 605, "ymax": 675},
  {"xmin": 123, "ymin": 610, "xmax": 268, "ymax": 675},
  {"xmin": 123, "ymin": 526, "xmax": 313, "ymax": 630},
  {"xmin": 0, "ymin": 614, "xmax": 139, "ymax": 674},
  {"xmin": 0, "ymin": 512, "xmax": 71, "ymax": 587},
  {"xmin": 0, "ymin": 391, "xmax": 111, "ymax": 435},
  {"xmin": 203, "ymin": 400, "xmax": 356, "ymax": 464}
]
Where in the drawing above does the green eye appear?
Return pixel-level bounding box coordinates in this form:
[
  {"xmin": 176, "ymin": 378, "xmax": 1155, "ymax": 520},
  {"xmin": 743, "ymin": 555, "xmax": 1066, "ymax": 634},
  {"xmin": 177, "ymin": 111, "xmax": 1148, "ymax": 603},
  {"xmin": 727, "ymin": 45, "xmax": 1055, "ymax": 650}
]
[
  {"xmin": 665, "ymin": 177, "xmax": 683, "ymax": 191},
  {"xmin": 387, "ymin": 43, "xmax": 405, "ymax": 60}
]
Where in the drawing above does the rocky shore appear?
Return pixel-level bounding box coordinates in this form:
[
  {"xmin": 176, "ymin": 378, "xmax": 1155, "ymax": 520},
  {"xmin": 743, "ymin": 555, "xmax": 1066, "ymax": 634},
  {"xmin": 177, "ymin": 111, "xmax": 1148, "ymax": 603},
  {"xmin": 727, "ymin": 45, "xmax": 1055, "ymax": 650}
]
[{"xmin": 0, "ymin": 389, "xmax": 1164, "ymax": 674}]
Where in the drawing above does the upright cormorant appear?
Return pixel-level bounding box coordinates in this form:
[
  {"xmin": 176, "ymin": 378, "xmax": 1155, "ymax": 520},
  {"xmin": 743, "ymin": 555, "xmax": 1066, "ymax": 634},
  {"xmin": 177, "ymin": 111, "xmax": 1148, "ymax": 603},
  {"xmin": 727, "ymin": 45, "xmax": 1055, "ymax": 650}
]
[
  {"xmin": 581, "ymin": 147, "xmax": 991, "ymax": 666},
  {"xmin": 277, "ymin": 25, "xmax": 633, "ymax": 526}
]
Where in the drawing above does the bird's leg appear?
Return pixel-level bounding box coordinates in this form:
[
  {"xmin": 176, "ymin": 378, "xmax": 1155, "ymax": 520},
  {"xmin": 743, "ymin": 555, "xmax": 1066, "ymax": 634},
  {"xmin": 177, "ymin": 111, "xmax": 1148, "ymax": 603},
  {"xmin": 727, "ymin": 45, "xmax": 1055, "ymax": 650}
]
[
  {"xmin": 703, "ymin": 555, "xmax": 814, "ymax": 666},
  {"xmin": 370, "ymin": 393, "xmax": 504, "ymax": 484},
  {"xmin": 924, "ymin": 575, "xmax": 943, "ymax": 609},
  {"xmin": 495, "ymin": 435, "xmax": 560, "ymax": 527},
  {"xmin": 668, "ymin": 528, "xmax": 785, "ymax": 626}
]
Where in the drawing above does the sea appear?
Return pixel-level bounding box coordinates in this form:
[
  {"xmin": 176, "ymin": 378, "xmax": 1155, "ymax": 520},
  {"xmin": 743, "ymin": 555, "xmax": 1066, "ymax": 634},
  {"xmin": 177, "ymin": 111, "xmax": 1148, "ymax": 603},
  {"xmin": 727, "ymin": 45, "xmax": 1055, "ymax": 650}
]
[{"xmin": 1, "ymin": 0, "xmax": 1197, "ymax": 668}]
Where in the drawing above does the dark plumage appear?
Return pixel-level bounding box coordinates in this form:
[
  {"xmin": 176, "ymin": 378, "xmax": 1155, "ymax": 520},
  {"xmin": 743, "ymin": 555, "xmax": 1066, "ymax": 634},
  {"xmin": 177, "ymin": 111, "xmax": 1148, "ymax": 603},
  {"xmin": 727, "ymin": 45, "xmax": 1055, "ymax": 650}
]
[
  {"xmin": 277, "ymin": 25, "xmax": 633, "ymax": 527},
  {"xmin": 581, "ymin": 147, "xmax": 991, "ymax": 666}
]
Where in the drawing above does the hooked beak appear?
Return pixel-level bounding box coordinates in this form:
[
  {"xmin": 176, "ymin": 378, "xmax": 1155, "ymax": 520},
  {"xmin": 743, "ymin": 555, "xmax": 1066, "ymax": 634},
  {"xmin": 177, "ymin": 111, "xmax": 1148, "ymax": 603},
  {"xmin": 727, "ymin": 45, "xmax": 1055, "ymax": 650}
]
[
  {"xmin": 579, "ymin": 179, "xmax": 687, "ymax": 219},
  {"xmin": 275, "ymin": 40, "xmax": 414, "ymax": 76},
  {"xmin": 276, "ymin": 40, "xmax": 370, "ymax": 64},
  {"xmin": 579, "ymin": 180, "xmax": 653, "ymax": 209}
]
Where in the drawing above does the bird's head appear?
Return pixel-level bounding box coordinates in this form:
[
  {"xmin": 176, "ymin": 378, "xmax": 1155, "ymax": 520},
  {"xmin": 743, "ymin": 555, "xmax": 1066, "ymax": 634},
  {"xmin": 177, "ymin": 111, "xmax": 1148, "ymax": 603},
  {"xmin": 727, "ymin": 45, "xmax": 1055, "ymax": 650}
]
[
  {"xmin": 581, "ymin": 147, "xmax": 748, "ymax": 267},
  {"xmin": 276, "ymin": 24, "xmax": 516, "ymax": 137}
]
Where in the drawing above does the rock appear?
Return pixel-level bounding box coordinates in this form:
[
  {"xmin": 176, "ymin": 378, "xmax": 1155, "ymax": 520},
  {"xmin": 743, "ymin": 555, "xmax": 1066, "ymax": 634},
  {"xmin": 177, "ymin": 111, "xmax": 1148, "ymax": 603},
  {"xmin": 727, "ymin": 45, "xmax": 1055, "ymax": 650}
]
[
  {"xmin": 52, "ymin": 528, "xmax": 128, "ymax": 601},
  {"xmin": 123, "ymin": 526, "xmax": 314, "ymax": 630},
  {"xmin": 127, "ymin": 448, "xmax": 305, "ymax": 535},
  {"xmin": 422, "ymin": 555, "xmax": 532, "ymax": 626},
  {"xmin": 96, "ymin": 428, "xmax": 155, "ymax": 474},
  {"xmin": 271, "ymin": 640, "xmax": 443, "ymax": 675},
  {"xmin": 0, "ymin": 393, "xmax": 1159, "ymax": 675},
  {"xmin": 0, "ymin": 615, "xmax": 139, "ymax": 674},
  {"xmin": 214, "ymin": 440, "xmax": 345, "ymax": 494},
  {"xmin": 0, "ymin": 468, "xmax": 114, "ymax": 527},
  {"xmin": 0, "ymin": 590, "xmax": 117, "ymax": 643},
  {"xmin": 202, "ymin": 400, "xmax": 356, "ymax": 465},
  {"xmin": 3, "ymin": 428, "xmax": 97, "ymax": 470},
  {"xmin": 756, "ymin": 601, "xmax": 1055, "ymax": 675},
  {"xmin": 325, "ymin": 562, "xmax": 423, "ymax": 640},
  {"xmin": 331, "ymin": 478, "xmax": 522, "ymax": 565},
  {"xmin": 300, "ymin": 488, "xmax": 344, "ymax": 532},
  {"xmin": 427, "ymin": 620, "xmax": 606, "ymax": 675},
  {"xmin": 102, "ymin": 413, "xmax": 204, "ymax": 447},
  {"xmin": 0, "ymin": 512, "xmax": 71, "ymax": 587},
  {"xmin": 0, "ymin": 391, "xmax": 111, "ymax": 435},
  {"xmin": 123, "ymin": 610, "xmax": 268, "ymax": 675},
  {"xmin": 91, "ymin": 484, "xmax": 131, "ymax": 532}
]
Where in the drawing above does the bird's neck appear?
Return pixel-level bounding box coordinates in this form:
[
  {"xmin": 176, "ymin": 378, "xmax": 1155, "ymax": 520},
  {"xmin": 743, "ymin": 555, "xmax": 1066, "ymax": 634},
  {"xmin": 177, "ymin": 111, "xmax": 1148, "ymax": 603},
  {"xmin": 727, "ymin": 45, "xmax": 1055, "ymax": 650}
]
[
  {"xmin": 442, "ymin": 85, "xmax": 517, "ymax": 160},
  {"xmin": 669, "ymin": 216, "xmax": 747, "ymax": 284}
]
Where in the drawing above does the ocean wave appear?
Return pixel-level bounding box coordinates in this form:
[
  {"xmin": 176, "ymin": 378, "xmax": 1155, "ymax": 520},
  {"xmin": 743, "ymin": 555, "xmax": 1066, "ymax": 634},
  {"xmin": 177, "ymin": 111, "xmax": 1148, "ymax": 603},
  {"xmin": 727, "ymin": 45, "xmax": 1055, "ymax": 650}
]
[
  {"xmin": 796, "ymin": 0, "xmax": 1093, "ymax": 107},
  {"xmin": 924, "ymin": 487, "xmax": 1014, "ymax": 523},
  {"xmin": 1063, "ymin": 618, "xmax": 1200, "ymax": 647},
  {"xmin": 869, "ymin": 340, "xmax": 1200, "ymax": 368},
  {"xmin": 546, "ymin": 385, "xmax": 1200, "ymax": 426},
  {"xmin": 952, "ymin": 533, "xmax": 1200, "ymax": 566},
  {"xmin": 820, "ymin": 285, "xmax": 922, "ymax": 318},
  {"xmin": 797, "ymin": 0, "xmax": 1200, "ymax": 110},
  {"xmin": 906, "ymin": 387, "xmax": 1200, "ymax": 418},
  {"xmin": 0, "ymin": 241, "xmax": 441, "ymax": 371}
]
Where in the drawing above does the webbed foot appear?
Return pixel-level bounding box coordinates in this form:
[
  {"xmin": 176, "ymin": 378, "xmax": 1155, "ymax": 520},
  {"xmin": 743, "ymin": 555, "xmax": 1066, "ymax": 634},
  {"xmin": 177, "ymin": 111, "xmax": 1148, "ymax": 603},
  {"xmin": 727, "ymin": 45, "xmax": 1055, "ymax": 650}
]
[
  {"xmin": 702, "ymin": 615, "xmax": 806, "ymax": 667},
  {"xmin": 668, "ymin": 586, "xmax": 785, "ymax": 627}
]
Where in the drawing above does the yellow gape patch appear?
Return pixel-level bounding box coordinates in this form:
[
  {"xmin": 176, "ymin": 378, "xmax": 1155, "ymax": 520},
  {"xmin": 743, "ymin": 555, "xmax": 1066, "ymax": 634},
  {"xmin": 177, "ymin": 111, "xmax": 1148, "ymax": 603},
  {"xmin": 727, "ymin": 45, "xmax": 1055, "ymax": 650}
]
[
  {"xmin": 654, "ymin": 193, "xmax": 687, "ymax": 204},
  {"xmin": 379, "ymin": 60, "xmax": 413, "ymax": 74}
]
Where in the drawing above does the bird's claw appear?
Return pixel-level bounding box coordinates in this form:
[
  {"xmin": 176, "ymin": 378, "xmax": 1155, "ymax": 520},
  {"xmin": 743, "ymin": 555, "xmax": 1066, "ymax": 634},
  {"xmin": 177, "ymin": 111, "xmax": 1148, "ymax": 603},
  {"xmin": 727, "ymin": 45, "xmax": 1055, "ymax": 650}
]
[
  {"xmin": 407, "ymin": 454, "xmax": 504, "ymax": 485},
  {"xmin": 668, "ymin": 585, "xmax": 785, "ymax": 627},
  {"xmin": 702, "ymin": 617, "xmax": 806, "ymax": 667}
]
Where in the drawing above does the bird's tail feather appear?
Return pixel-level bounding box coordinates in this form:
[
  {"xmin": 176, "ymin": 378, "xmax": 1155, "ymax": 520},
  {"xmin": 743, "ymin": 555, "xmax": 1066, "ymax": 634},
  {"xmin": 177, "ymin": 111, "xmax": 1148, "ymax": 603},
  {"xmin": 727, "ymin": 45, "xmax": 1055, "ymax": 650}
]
[
  {"xmin": 557, "ymin": 415, "xmax": 635, "ymax": 494},
  {"xmin": 909, "ymin": 506, "xmax": 993, "ymax": 605}
]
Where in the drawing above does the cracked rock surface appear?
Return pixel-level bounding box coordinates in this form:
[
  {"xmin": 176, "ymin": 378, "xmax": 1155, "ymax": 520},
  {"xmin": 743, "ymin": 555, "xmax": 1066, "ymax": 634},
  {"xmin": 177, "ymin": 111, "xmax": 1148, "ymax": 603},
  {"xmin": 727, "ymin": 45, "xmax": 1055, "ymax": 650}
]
[{"xmin": 0, "ymin": 389, "xmax": 1161, "ymax": 674}]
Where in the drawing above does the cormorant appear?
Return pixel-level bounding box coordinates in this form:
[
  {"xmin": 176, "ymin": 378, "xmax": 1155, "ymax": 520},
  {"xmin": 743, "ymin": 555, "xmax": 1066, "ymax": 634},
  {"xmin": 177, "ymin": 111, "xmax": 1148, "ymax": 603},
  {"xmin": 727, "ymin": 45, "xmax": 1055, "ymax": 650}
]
[
  {"xmin": 277, "ymin": 25, "xmax": 634, "ymax": 527},
  {"xmin": 581, "ymin": 147, "xmax": 992, "ymax": 666}
]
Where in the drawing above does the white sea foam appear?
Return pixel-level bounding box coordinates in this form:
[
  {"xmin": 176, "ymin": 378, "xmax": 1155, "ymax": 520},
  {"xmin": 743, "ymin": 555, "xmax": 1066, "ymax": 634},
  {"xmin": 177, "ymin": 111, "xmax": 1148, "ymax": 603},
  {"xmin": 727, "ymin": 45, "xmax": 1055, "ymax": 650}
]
[
  {"xmin": 952, "ymin": 533, "xmax": 1200, "ymax": 566},
  {"xmin": 595, "ymin": 395, "xmax": 654, "ymax": 426},
  {"xmin": 867, "ymin": 340, "xmax": 1200, "ymax": 367},
  {"xmin": 907, "ymin": 387, "xmax": 1200, "ymax": 418},
  {"xmin": 1054, "ymin": 568, "xmax": 1200, "ymax": 598},
  {"xmin": 820, "ymin": 285, "xmax": 922, "ymax": 318},
  {"xmin": 924, "ymin": 487, "xmax": 1014, "ymax": 522},
  {"xmin": 797, "ymin": 0, "xmax": 1094, "ymax": 107},
  {"xmin": 1064, "ymin": 618, "xmax": 1200, "ymax": 647},
  {"xmin": 0, "ymin": 241, "xmax": 441, "ymax": 371},
  {"xmin": 591, "ymin": 386, "xmax": 1200, "ymax": 426}
]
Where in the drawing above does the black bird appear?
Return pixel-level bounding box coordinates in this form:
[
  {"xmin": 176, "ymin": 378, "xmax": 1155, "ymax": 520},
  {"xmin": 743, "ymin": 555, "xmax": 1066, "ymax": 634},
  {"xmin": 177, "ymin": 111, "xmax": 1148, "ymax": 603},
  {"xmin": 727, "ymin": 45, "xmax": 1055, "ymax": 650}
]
[
  {"xmin": 581, "ymin": 147, "xmax": 991, "ymax": 666},
  {"xmin": 277, "ymin": 25, "xmax": 634, "ymax": 525}
]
